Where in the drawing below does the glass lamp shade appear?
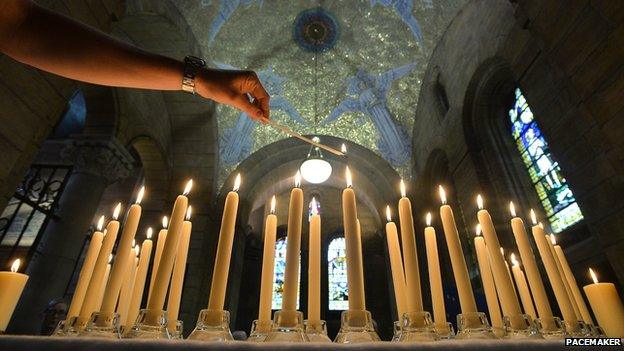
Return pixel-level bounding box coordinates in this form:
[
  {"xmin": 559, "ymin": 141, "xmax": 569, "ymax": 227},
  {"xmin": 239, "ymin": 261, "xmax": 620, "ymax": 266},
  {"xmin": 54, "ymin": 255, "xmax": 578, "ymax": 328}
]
[{"xmin": 300, "ymin": 158, "xmax": 332, "ymax": 184}]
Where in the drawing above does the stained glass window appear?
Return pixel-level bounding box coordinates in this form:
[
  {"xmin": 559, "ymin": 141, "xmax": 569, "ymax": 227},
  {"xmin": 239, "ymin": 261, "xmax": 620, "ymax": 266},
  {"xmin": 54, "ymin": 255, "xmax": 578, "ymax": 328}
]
[
  {"xmin": 328, "ymin": 236, "xmax": 348, "ymax": 310},
  {"xmin": 508, "ymin": 88, "xmax": 583, "ymax": 233},
  {"xmin": 272, "ymin": 237, "xmax": 300, "ymax": 310}
]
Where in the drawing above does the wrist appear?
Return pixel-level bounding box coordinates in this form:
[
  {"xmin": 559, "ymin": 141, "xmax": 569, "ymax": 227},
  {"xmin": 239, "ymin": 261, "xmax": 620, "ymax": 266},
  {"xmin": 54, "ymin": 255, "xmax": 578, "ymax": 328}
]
[{"xmin": 181, "ymin": 55, "xmax": 206, "ymax": 94}]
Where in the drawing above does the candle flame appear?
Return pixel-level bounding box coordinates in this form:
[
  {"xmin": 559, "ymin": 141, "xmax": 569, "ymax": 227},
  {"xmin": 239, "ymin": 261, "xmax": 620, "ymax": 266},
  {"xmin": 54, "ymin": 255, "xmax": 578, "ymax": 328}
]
[
  {"xmin": 550, "ymin": 234, "xmax": 556, "ymax": 245},
  {"xmin": 385, "ymin": 205, "xmax": 391, "ymax": 222},
  {"xmin": 438, "ymin": 185, "xmax": 447, "ymax": 204},
  {"xmin": 233, "ymin": 174, "xmax": 241, "ymax": 192},
  {"xmin": 589, "ymin": 268, "xmax": 599, "ymax": 284},
  {"xmin": 294, "ymin": 171, "xmax": 301, "ymax": 188},
  {"xmin": 500, "ymin": 247, "xmax": 505, "ymax": 256},
  {"xmin": 146, "ymin": 227, "xmax": 153, "ymax": 239},
  {"xmin": 538, "ymin": 222, "xmax": 544, "ymax": 229},
  {"xmin": 476, "ymin": 194, "xmax": 484, "ymax": 210},
  {"xmin": 400, "ymin": 179, "xmax": 406, "ymax": 198},
  {"xmin": 530, "ymin": 209, "xmax": 537, "ymax": 225},
  {"xmin": 10, "ymin": 258, "xmax": 21, "ymax": 273},
  {"xmin": 345, "ymin": 166, "xmax": 352, "ymax": 188},
  {"xmin": 134, "ymin": 244, "xmax": 140, "ymax": 257},
  {"xmin": 183, "ymin": 179, "xmax": 193, "ymax": 196},
  {"xmin": 310, "ymin": 197, "xmax": 317, "ymax": 210},
  {"xmin": 475, "ymin": 223, "xmax": 482, "ymax": 236},
  {"xmin": 97, "ymin": 215, "xmax": 105, "ymax": 231},
  {"xmin": 108, "ymin": 254, "xmax": 113, "ymax": 264},
  {"xmin": 162, "ymin": 216, "xmax": 168, "ymax": 229},
  {"xmin": 186, "ymin": 205, "xmax": 192, "ymax": 220},
  {"xmin": 341, "ymin": 143, "xmax": 347, "ymax": 153},
  {"xmin": 136, "ymin": 186, "xmax": 145, "ymax": 204},
  {"xmin": 426, "ymin": 212, "xmax": 432, "ymax": 227},
  {"xmin": 132, "ymin": 239, "xmax": 136, "ymax": 248},
  {"xmin": 509, "ymin": 201, "xmax": 516, "ymax": 217},
  {"xmin": 511, "ymin": 253, "xmax": 519, "ymax": 267},
  {"xmin": 113, "ymin": 203, "xmax": 122, "ymax": 220},
  {"xmin": 103, "ymin": 229, "xmax": 108, "ymax": 235},
  {"xmin": 270, "ymin": 195, "xmax": 276, "ymax": 214}
]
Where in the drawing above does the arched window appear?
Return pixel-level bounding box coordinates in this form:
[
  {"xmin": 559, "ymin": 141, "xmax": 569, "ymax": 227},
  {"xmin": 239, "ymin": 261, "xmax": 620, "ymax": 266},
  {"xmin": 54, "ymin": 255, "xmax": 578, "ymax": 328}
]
[
  {"xmin": 272, "ymin": 237, "xmax": 300, "ymax": 309},
  {"xmin": 509, "ymin": 88, "xmax": 583, "ymax": 232},
  {"xmin": 328, "ymin": 236, "xmax": 348, "ymax": 310}
]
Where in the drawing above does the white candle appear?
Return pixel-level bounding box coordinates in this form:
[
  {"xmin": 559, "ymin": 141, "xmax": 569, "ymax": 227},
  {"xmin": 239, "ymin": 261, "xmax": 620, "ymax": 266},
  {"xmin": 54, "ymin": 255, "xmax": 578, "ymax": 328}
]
[
  {"xmin": 341, "ymin": 167, "xmax": 366, "ymax": 310},
  {"xmin": 424, "ymin": 212, "xmax": 446, "ymax": 325},
  {"xmin": 583, "ymin": 268, "xmax": 624, "ymax": 337},
  {"xmin": 510, "ymin": 254, "xmax": 537, "ymax": 320},
  {"xmin": 127, "ymin": 228, "xmax": 153, "ymax": 328},
  {"xmin": 548, "ymin": 234, "xmax": 581, "ymax": 321},
  {"xmin": 385, "ymin": 206, "xmax": 407, "ymax": 320},
  {"xmin": 148, "ymin": 216, "xmax": 168, "ymax": 302},
  {"xmin": 167, "ymin": 206, "xmax": 193, "ymax": 328},
  {"xmin": 398, "ymin": 180, "xmax": 423, "ymax": 313},
  {"xmin": 0, "ymin": 259, "xmax": 29, "ymax": 332},
  {"xmin": 553, "ymin": 243, "xmax": 593, "ymax": 324},
  {"xmin": 117, "ymin": 245, "xmax": 139, "ymax": 326},
  {"xmin": 258, "ymin": 196, "xmax": 277, "ymax": 324},
  {"xmin": 308, "ymin": 197, "xmax": 321, "ymax": 323},
  {"xmin": 281, "ymin": 172, "xmax": 303, "ymax": 312},
  {"xmin": 96, "ymin": 255, "xmax": 112, "ymax": 311},
  {"xmin": 474, "ymin": 225, "xmax": 503, "ymax": 330}
]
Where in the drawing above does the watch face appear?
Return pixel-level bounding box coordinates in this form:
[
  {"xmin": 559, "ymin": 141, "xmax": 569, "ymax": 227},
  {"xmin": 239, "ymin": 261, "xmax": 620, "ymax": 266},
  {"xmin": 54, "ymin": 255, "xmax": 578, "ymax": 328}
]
[{"xmin": 185, "ymin": 56, "xmax": 206, "ymax": 67}]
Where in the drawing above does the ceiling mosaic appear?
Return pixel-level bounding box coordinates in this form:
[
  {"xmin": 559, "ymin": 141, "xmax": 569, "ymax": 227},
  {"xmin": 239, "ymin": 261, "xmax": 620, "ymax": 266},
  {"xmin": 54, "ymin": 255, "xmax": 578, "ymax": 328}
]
[{"xmin": 174, "ymin": 0, "xmax": 467, "ymax": 184}]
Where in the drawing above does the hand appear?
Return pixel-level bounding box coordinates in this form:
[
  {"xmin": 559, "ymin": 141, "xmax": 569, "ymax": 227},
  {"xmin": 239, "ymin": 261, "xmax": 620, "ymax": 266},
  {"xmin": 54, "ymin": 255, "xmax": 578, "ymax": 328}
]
[{"xmin": 195, "ymin": 68, "xmax": 270, "ymax": 121}]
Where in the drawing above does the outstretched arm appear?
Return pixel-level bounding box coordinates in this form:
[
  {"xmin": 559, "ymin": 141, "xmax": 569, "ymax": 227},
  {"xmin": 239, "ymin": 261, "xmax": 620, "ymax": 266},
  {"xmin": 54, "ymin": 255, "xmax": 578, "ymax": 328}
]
[{"xmin": 0, "ymin": 0, "xmax": 269, "ymax": 120}]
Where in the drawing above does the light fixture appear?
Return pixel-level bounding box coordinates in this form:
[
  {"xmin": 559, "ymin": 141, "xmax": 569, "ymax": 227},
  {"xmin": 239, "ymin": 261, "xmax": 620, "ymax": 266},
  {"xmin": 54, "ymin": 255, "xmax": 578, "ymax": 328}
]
[{"xmin": 300, "ymin": 136, "xmax": 332, "ymax": 184}]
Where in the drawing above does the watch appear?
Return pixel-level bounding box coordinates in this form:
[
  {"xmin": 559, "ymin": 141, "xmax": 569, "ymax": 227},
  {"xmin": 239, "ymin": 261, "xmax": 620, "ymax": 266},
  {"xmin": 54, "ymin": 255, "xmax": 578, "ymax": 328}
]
[{"xmin": 182, "ymin": 55, "xmax": 206, "ymax": 94}]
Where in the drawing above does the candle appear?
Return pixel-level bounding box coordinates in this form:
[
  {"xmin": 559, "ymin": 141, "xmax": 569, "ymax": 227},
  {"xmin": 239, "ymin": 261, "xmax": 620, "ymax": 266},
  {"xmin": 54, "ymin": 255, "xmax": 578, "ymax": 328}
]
[
  {"xmin": 0, "ymin": 259, "xmax": 29, "ymax": 332},
  {"xmin": 530, "ymin": 210, "xmax": 577, "ymax": 325},
  {"xmin": 148, "ymin": 180, "xmax": 191, "ymax": 311},
  {"xmin": 438, "ymin": 186, "xmax": 477, "ymax": 313},
  {"xmin": 510, "ymin": 254, "xmax": 537, "ymax": 320},
  {"xmin": 96, "ymin": 256, "xmax": 112, "ymax": 311},
  {"xmin": 548, "ymin": 234, "xmax": 581, "ymax": 321},
  {"xmin": 553, "ymin": 243, "xmax": 593, "ymax": 324},
  {"xmin": 342, "ymin": 167, "xmax": 366, "ymax": 310},
  {"xmin": 207, "ymin": 175, "xmax": 240, "ymax": 311},
  {"xmin": 583, "ymin": 268, "xmax": 624, "ymax": 337},
  {"xmin": 476, "ymin": 195, "xmax": 521, "ymax": 318},
  {"xmin": 281, "ymin": 172, "xmax": 304, "ymax": 313},
  {"xmin": 398, "ymin": 180, "xmax": 423, "ymax": 312},
  {"xmin": 509, "ymin": 202, "xmax": 554, "ymax": 326},
  {"xmin": 424, "ymin": 212, "xmax": 446, "ymax": 325},
  {"xmin": 148, "ymin": 216, "xmax": 168, "ymax": 302},
  {"xmin": 385, "ymin": 206, "xmax": 407, "ymax": 320},
  {"xmin": 500, "ymin": 248, "xmax": 517, "ymax": 296},
  {"xmin": 167, "ymin": 206, "xmax": 193, "ymax": 328},
  {"xmin": 101, "ymin": 187, "xmax": 144, "ymax": 313},
  {"xmin": 474, "ymin": 225, "xmax": 503, "ymax": 330},
  {"xmin": 78, "ymin": 204, "xmax": 121, "ymax": 324},
  {"xmin": 258, "ymin": 196, "xmax": 278, "ymax": 326},
  {"xmin": 66, "ymin": 216, "xmax": 105, "ymax": 321},
  {"xmin": 308, "ymin": 197, "xmax": 321, "ymax": 323},
  {"xmin": 118, "ymin": 245, "xmax": 139, "ymax": 326},
  {"xmin": 127, "ymin": 228, "xmax": 153, "ymax": 329}
]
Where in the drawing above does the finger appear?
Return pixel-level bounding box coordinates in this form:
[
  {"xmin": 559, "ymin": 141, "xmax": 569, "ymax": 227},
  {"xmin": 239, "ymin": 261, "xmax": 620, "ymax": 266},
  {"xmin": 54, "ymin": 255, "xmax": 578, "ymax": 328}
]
[
  {"xmin": 243, "ymin": 74, "xmax": 271, "ymax": 120},
  {"xmin": 231, "ymin": 94, "xmax": 264, "ymax": 121}
]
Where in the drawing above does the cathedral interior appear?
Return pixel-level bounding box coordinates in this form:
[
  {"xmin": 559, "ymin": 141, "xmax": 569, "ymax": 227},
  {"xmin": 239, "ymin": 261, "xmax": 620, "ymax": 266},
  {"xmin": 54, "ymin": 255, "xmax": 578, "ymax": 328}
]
[{"xmin": 1, "ymin": 0, "xmax": 624, "ymax": 342}]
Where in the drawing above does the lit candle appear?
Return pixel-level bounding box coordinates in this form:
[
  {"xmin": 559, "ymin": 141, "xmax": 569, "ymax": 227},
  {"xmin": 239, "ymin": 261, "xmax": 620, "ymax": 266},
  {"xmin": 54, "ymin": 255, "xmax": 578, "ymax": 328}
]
[
  {"xmin": 552, "ymin": 240, "xmax": 593, "ymax": 325},
  {"xmin": 148, "ymin": 180, "xmax": 192, "ymax": 311},
  {"xmin": 101, "ymin": 187, "xmax": 145, "ymax": 313},
  {"xmin": 207, "ymin": 175, "xmax": 241, "ymax": 311},
  {"xmin": 530, "ymin": 210, "xmax": 577, "ymax": 325},
  {"xmin": 148, "ymin": 216, "xmax": 168, "ymax": 302},
  {"xmin": 127, "ymin": 228, "xmax": 153, "ymax": 328},
  {"xmin": 398, "ymin": 180, "xmax": 423, "ymax": 312},
  {"xmin": 424, "ymin": 212, "xmax": 446, "ymax": 325},
  {"xmin": 342, "ymin": 167, "xmax": 366, "ymax": 310},
  {"xmin": 78, "ymin": 204, "xmax": 121, "ymax": 325},
  {"xmin": 167, "ymin": 206, "xmax": 193, "ymax": 328},
  {"xmin": 509, "ymin": 202, "xmax": 554, "ymax": 327},
  {"xmin": 308, "ymin": 197, "xmax": 321, "ymax": 324},
  {"xmin": 66, "ymin": 216, "xmax": 105, "ymax": 321},
  {"xmin": 281, "ymin": 172, "xmax": 304, "ymax": 313},
  {"xmin": 583, "ymin": 268, "xmax": 624, "ymax": 337},
  {"xmin": 96, "ymin": 255, "xmax": 113, "ymax": 311},
  {"xmin": 476, "ymin": 195, "xmax": 521, "ymax": 318},
  {"xmin": 385, "ymin": 206, "xmax": 407, "ymax": 320},
  {"xmin": 474, "ymin": 224, "xmax": 503, "ymax": 330},
  {"xmin": 510, "ymin": 254, "xmax": 537, "ymax": 320},
  {"xmin": 117, "ymin": 244, "xmax": 139, "ymax": 326},
  {"xmin": 438, "ymin": 186, "xmax": 477, "ymax": 313},
  {"xmin": 258, "ymin": 196, "xmax": 278, "ymax": 325},
  {"xmin": 548, "ymin": 234, "xmax": 581, "ymax": 321},
  {"xmin": 0, "ymin": 259, "xmax": 29, "ymax": 332}
]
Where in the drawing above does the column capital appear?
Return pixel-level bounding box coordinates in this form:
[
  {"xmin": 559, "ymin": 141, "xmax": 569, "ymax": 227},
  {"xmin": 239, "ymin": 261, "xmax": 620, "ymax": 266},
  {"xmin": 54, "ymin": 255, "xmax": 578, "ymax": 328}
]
[{"xmin": 61, "ymin": 136, "xmax": 135, "ymax": 184}]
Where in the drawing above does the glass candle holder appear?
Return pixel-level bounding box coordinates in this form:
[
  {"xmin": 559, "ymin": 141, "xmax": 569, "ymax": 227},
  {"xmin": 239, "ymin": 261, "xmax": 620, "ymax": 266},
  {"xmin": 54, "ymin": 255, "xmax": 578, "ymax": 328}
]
[
  {"xmin": 563, "ymin": 320, "xmax": 587, "ymax": 338},
  {"xmin": 394, "ymin": 311, "xmax": 439, "ymax": 342},
  {"xmin": 168, "ymin": 320, "xmax": 184, "ymax": 340},
  {"xmin": 264, "ymin": 310, "xmax": 308, "ymax": 342},
  {"xmin": 391, "ymin": 321, "xmax": 401, "ymax": 342},
  {"xmin": 248, "ymin": 319, "xmax": 272, "ymax": 342},
  {"xmin": 188, "ymin": 309, "xmax": 233, "ymax": 341},
  {"xmin": 589, "ymin": 324, "xmax": 605, "ymax": 337},
  {"xmin": 123, "ymin": 309, "xmax": 170, "ymax": 339},
  {"xmin": 334, "ymin": 309, "xmax": 381, "ymax": 343},
  {"xmin": 435, "ymin": 322, "xmax": 455, "ymax": 339},
  {"xmin": 455, "ymin": 312, "xmax": 497, "ymax": 339},
  {"xmin": 304, "ymin": 319, "xmax": 331, "ymax": 343},
  {"xmin": 535, "ymin": 316, "xmax": 566, "ymax": 339},
  {"xmin": 51, "ymin": 320, "xmax": 68, "ymax": 337},
  {"xmin": 79, "ymin": 311, "xmax": 121, "ymax": 339},
  {"xmin": 503, "ymin": 314, "xmax": 541, "ymax": 339}
]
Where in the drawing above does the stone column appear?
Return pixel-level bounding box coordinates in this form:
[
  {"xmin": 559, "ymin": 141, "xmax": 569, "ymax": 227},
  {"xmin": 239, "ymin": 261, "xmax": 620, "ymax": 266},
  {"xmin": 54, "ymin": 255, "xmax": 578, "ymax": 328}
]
[{"xmin": 11, "ymin": 137, "xmax": 133, "ymax": 334}]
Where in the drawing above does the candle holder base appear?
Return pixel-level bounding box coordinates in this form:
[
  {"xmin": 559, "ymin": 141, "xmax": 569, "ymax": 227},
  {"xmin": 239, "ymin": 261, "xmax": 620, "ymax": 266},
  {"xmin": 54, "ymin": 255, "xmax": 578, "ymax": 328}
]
[
  {"xmin": 503, "ymin": 314, "xmax": 541, "ymax": 339},
  {"xmin": 168, "ymin": 320, "xmax": 184, "ymax": 339},
  {"xmin": 248, "ymin": 319, "xmax": 272, "ymax": 342},
  {"xmin": 563, "ymin": 320, "xmax": 587, "ymax": 338},
  {"xmin": 188, "ymin": 309, "xmax": 233, "ymax": 342},
  {"xmin": 304, "ymin": 319, "xmax": 331, "ymax": 342},
  {"xmin": 588, "ymin": 324, "xmax": 605, "ymax": 337},
  {"xmin": 535, "ymin": 317, "xmax": 566, "ymax": 339},
  {"xmin": 391, "ymin": 321, "xmax": 401, "ymax": 342},
  {"xmin": 334, "ymin": 309, "xmax": 381, "ymax": 343},
  {"xmin": 455, "ymin": 312, "xmax": 498, "ymax": 339},
  {"xmin": 264, "ymin": 310, "xmax": 308, "ymax": 342},
  {"xmin": 79, "ymin": 311, "xmax": 121, "ymax": 339},
  {"xmin": 51, "ymin": 320, "xmax": 68, "ymax": 337},
  {"xmin": 435, "ymin": 322, "xmax": 455, "ymax": 339},
  {"xmin": 394, "ymin": 311, "xmax": 439, "ymax": 342},
  {"xmin": 123, "ymin": 309, "xmax": 170, "ymax": 339}
]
